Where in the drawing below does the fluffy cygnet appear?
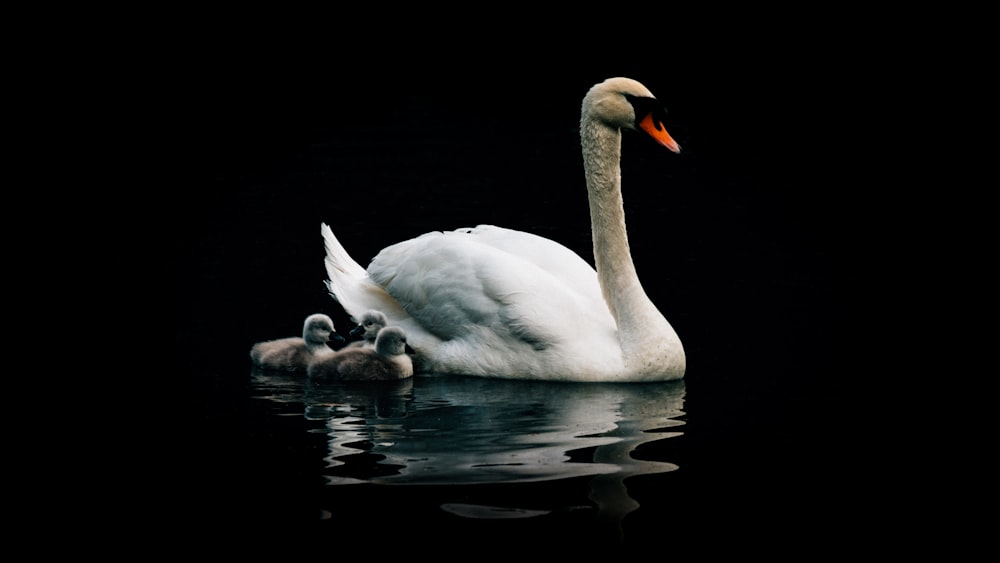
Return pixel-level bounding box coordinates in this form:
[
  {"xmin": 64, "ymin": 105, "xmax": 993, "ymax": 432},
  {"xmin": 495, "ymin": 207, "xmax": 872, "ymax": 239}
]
[
  {"xmin": 346, "ymin": 309, "xmax": 388, "ymax": 349},
  {"xmin": 250, "ymin": 313, "xmax": 344, "ymax": 372},
  {"xmin": 307, "ymin": 326, "xmax": 413, "ymax": 381}
]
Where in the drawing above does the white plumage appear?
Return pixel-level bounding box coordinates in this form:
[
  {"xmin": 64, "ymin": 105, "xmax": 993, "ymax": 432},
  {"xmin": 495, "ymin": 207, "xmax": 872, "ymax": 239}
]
[{"xmin": 321, "ymin": 77, "xmax": 686, "ymax": 382}]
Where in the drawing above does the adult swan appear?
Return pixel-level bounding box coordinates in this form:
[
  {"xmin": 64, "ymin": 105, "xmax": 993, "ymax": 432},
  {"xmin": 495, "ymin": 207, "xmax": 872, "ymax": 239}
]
[{"xmin": 321, "ymin": 77, "xmax": 686, "ymax": 382}]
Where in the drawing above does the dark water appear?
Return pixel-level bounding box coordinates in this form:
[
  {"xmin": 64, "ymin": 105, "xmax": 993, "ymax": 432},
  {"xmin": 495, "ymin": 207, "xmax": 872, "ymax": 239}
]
[
  {"xmin": 253, "ymin": 370, "xmax": 686, "ymax": 537},
  {"xmin": 178, "ymin": 64, "xmax": 840, "ymax": 553}
]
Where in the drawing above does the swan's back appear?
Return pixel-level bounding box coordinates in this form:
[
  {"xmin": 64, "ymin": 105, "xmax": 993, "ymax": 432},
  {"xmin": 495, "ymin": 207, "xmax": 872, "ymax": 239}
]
[
  {"xmin": 363, "ymin": 226, "xmax": 623, "ymax": 378},
  {"xmin": 445, "ymin": 226, "xmax": 603, "ymax": 300},
  {"xmin": 369, "ymin": 226, "xmax": 612, "ymax": 335}
]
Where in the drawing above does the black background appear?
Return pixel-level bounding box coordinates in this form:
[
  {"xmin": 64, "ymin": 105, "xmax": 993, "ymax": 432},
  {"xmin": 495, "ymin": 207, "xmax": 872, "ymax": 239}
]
[{"xmin": 175, "ymin": 26, "xmax": 843, "ymax": 551}]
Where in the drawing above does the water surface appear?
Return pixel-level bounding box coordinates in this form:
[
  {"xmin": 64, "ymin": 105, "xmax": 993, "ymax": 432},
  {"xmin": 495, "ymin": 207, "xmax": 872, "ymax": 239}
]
[{"xmin": 249, "ymin": 369, "xmax": 686, "ymax": 540}]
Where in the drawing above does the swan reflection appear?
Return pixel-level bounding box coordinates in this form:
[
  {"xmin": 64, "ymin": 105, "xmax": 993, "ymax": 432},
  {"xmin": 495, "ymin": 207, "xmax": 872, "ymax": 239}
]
[{"xmin": 251, "ymin": 370, "xmax": 685, "ymax": 528}]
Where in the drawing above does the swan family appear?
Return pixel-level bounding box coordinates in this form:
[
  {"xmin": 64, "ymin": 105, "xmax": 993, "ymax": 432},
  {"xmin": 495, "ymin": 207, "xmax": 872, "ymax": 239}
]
[{"xmin": 318, "ymin": 77, "xmax": 686, "ymax": 382}]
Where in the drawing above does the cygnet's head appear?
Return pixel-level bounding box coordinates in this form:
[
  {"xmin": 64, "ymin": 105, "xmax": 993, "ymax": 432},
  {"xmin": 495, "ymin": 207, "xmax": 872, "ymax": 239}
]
[
  {"xmin": 349, "ymin": 310, "xmax": 388, "ymax": 343},
  {"xmin": 374, "ymin": 326, "xmax": 408, "ymax": 356},
  {"xmin": 303, "ymin": 313, "xmax": 336, "ymax": 345}
]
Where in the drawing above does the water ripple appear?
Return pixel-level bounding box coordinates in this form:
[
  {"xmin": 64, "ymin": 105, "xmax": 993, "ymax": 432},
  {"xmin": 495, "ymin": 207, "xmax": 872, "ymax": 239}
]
[{"xmin": 250, "ymin": 369, "xmax": 685, "ymax": 531}]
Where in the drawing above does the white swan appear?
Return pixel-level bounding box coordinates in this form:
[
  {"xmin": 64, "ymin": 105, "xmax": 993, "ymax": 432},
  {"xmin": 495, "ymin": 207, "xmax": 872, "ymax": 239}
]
[
  {"xmin": 321, "ymin": 77, "xmax": 685, "ymax": 382},
  {"xmin": 307, "ymin": 326, "xmax": 414, "ymax": 381},
  {"xmin": 249, "ymin": 313, "xmax": 343, "ymax": 372},
  {"xmin": 345, "ymin": 309, "xmax": 388, "ymax": 349}
]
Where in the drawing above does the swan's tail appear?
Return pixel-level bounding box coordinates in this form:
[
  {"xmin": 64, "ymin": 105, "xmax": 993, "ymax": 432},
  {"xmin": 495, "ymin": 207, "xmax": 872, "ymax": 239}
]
[
  {"xmin": 321, "ymin": 222, "xmax": 368, "ymax": 280},
  {"xmin": 321, "ymin": 222, "xmax": 408, "ymax": 325},
  {"xmin": 321, "ymin": 223, "xmax": 439, "ymax": 359},
  {"xmin": 320, "ymin": 222, "xmax": 369, "ymax": 313}
]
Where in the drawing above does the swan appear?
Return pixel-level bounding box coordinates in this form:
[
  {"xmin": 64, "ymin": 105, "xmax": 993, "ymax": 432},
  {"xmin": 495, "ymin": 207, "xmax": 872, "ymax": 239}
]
[
  {"xmin": 307, "ymin": 326, "xmax": 414, "ymax": 381},
  {"xmin": 321, "ymin": 76, "xmax": 685, "ymax": 382},
  {"xmin": 249, "ymin": 313, "xmax": 345, "ymax": 372},
  {"xmin": 345, "ymin": 309, "xmax": 388, "ymax": 349}
]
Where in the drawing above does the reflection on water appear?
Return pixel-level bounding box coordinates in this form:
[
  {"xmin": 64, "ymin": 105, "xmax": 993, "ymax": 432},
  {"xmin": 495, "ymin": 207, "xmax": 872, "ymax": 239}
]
[{"xmin": 250, "ymin": 369, "xmax": 685, "ymax": 535}]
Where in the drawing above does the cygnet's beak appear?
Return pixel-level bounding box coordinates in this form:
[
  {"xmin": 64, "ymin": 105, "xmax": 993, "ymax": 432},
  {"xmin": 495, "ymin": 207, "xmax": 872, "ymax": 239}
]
[{"xmin": 349, "ymin": 325, "xmax": 364, "ymax": 338}]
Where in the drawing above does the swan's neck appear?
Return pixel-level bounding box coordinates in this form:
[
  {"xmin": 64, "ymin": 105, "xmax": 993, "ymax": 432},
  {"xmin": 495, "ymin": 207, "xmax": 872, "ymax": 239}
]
[
  {"xmin": 582, "ymin": 121, "xmax": 635, "ymax": 318},
  {"xmin": 582, "ymin": 118, "xmax": 682, "ymax": 372}
]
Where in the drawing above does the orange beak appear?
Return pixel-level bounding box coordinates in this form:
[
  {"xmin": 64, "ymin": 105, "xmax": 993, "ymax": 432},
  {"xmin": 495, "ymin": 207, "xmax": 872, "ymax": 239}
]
[{"xmin": 639, "ymin": 113, "xmax": 681, "ymax": 153}]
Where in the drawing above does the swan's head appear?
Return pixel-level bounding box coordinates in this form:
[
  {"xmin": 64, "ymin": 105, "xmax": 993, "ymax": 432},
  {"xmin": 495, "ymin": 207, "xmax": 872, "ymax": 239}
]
[
  {"xmin": 350, "ymin": 309, "xmax": 388, "ymax": 341},
  {"xmin": 303, "ymin": 313, "xmax": 336, "ymax": 345},
  {"xmin": 582, "ymin": 77, "xmax": 680, "ymax": 153},
  {"xmin": 374, "ymin": 326, "xmax": 409, "ymax": 356}
]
